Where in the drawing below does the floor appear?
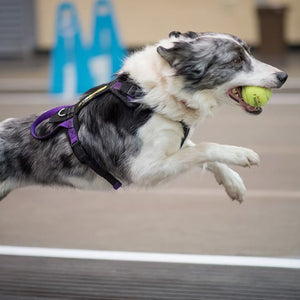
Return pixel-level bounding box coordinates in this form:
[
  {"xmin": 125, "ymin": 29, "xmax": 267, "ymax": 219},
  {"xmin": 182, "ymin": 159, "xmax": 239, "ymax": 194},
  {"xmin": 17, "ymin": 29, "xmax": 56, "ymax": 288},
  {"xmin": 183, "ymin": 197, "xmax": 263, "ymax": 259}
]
[
  {"xmin": 0, "ymin": 94, "xmax": 299, "ymax": 257},
  {"xmin": 0, "ymin": 51, "xmax": 299, "ymax": 299}
]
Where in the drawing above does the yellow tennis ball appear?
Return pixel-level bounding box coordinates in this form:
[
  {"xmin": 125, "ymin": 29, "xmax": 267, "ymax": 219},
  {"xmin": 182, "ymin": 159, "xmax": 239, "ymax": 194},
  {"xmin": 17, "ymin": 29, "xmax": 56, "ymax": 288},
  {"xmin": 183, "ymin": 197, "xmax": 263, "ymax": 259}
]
[{"xmin": 241, "ymin": 86, "xmax": 272, "ymax": 107}]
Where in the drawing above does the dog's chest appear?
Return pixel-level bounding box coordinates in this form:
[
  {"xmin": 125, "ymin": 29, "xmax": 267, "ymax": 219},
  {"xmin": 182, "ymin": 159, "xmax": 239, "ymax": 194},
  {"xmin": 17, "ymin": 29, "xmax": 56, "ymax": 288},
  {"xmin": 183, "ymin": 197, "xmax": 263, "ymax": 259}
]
[{"xmin": 134, "ymin": 114, "xmax": 184, "ymax": 160}]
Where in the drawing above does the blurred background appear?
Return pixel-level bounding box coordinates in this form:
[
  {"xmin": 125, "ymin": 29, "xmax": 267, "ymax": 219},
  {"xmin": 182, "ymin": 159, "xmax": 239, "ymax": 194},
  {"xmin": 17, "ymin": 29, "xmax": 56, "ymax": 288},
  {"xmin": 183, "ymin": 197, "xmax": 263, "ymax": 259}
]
[
  {"xmin": 0, "ymin": 0, "xmax": 300, "ymax": 298},
  {"xmin": 0, "ymin": 0, "xmax": 300, "ymax": 92}
]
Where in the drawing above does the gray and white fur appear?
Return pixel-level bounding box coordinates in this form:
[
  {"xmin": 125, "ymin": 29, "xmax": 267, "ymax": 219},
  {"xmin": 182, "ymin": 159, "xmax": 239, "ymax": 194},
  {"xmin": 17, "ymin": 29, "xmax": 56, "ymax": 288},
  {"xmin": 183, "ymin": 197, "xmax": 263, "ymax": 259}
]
[{"xmin": 0, "ymin": 32, "xmax": 287, "ymax": 202}]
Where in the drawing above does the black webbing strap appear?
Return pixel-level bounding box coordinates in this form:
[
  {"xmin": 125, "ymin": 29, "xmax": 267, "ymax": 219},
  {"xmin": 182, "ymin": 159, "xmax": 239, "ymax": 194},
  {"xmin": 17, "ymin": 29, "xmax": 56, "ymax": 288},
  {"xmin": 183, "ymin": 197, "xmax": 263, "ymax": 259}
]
[
  {"xmin": 71, "ymin": 111, "xmax": 122, "ymax": 189},
  {"xmin": 71, "ymin": 84, "xmax": 124, "ymax": 189},
  {"xmin": 179, "ymin": 121, "xmax": 190, "ymax": 148},
  {"xmin": 72, "ymin": 143, "xmax": 122, "ymax": 189},
  {"xmin": 34, "ymin": 78, "xmax": 190, "ymax": 190},
  {"xmin": 46, "ymin": 81, "xmax": 125, "ymax": 190}
]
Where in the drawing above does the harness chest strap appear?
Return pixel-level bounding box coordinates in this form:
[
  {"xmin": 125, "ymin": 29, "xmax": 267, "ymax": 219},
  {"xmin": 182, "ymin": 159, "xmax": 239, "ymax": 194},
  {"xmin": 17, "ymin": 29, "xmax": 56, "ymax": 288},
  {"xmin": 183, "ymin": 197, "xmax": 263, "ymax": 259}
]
[
  {"xmin": 179, "ymin": 121, "xmax": 190, "ymax": 148},
  {"xmin": 31, "ymin": 80, "xmax": 190, "ymax": 190}
]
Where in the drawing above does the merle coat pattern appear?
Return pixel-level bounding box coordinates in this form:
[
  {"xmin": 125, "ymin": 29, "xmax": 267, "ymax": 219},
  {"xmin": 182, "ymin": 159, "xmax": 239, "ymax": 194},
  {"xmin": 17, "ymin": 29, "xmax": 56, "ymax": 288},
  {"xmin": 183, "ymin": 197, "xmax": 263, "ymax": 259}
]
[{"xmin": 0, "ymin": 32, "xmax": 287, "ymax": 201}]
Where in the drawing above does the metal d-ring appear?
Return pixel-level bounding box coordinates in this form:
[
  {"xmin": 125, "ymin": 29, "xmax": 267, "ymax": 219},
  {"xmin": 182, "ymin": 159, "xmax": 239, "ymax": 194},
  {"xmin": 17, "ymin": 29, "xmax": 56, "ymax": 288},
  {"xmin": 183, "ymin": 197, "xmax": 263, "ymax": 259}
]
[{"xmin": 58, "ymin": 108, "xmax": 67, "ymax": 117}]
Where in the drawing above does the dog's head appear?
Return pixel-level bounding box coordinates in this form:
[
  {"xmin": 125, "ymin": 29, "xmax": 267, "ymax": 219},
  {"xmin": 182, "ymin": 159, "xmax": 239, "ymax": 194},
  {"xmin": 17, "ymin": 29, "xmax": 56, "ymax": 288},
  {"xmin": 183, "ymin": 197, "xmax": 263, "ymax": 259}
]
[{"xmin": 157, "ymin": 31, "xmax": 288, "ymax": 114}]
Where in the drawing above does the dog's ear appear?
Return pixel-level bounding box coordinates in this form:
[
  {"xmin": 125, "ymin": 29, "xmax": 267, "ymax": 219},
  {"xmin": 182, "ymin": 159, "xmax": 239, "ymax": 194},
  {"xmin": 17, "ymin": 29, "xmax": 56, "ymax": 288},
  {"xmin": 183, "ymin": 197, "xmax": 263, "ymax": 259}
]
[
  {"xmin": 157, "ymin": 46, "xmax": 177, "ymax": 66},
  {"xmin": 182, "ymin": 31, "xmax": 198, "ymax": 39},
  {"xmin": 168, "ymin": 31, "xmax": 198, "ymax": 39},
  {"xmin": 168, "ymin": 31, "xmax": 181, "ymax": 38},
  {"xmin": 157, "ymin": 42, "xmax": 191, "ymax": 67}
]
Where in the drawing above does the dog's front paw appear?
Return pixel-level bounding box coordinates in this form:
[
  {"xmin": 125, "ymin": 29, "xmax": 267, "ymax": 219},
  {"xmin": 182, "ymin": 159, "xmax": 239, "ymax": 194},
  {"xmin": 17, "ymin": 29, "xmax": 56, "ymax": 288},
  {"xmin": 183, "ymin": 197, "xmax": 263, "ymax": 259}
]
[
  {"xmin": 205, "ymin": 144, "xmax": 260, "ymax": 167},
  {"xmin": 213, "ymin": 165, "xmax": 246, "ymax": 203},
  {"xmin": 239, "ymin": 148, "xmax": 260, "ymax": 167},
  {"xmin": 224, "ymin": 146, "xmax": 260, "ymax": 167}
]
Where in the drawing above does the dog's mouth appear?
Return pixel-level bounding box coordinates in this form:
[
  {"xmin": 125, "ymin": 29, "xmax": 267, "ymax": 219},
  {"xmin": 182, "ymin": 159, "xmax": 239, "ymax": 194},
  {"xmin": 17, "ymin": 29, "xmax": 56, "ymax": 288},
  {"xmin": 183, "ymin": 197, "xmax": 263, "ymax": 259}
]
[{"xmin": 227, "ymin": 87, "xmax": 262, "ymax": 115}]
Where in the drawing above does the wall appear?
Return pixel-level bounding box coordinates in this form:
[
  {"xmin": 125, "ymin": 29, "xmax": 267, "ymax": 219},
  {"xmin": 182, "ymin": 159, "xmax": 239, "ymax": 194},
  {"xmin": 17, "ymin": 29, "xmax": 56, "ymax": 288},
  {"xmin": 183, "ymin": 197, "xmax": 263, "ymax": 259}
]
[
  {"xmin": 268, "ymin": 0, "xmax": 300, "ymax": 44},
  {"xmin": 35, "ymin": 0, "xmax": 300, "ymax": 50}
]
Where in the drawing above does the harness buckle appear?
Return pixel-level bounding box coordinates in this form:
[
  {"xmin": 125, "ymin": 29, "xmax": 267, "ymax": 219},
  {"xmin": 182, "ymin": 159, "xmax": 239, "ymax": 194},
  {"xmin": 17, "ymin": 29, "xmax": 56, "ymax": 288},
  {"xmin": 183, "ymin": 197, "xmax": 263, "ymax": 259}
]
[
  {"xmin": 128, "ymin": 85, "xmax": 144, "ymax": 98},
  {"xmin": 58, "ymin": 108, "xmax": 67, "ymax": 117}
]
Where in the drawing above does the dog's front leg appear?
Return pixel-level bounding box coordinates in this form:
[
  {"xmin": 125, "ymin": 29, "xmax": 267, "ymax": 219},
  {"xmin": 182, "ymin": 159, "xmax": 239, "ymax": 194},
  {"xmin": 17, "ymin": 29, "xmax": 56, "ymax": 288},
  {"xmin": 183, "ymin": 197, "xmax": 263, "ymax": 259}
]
[
  {"xmin": 131, "ymin": 142, "xmax": 259, "ymax": 186},
  {"xmin": 206, "ymin": 162, "xmax": 246, "ymax": 202},
  {"xmin": 164, "ymin": 142, "xmax": 260, "ymax": 170}
]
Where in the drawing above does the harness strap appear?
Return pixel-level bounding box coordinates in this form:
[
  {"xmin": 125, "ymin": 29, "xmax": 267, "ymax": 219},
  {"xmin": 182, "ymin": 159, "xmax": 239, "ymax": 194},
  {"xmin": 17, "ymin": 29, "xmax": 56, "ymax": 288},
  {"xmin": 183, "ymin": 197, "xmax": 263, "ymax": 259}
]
[
  {"xmin": 179, "ymin": 121, "xmax": 190, "ymax": 148},
  {"xmin": 112, "ymin": 81, "xmax": 145, "ymax": 100},
  {"xmin": 30, "ymin": 83, "xmax": 124, "ymax": 190},
  {"xmin": 31, "ymin": 107, "xmax": 122, "ymax": 189},
  {"xmin": 70, "ymin": 136, "xmax": 122, "ymax": 190},
  {"xmin": 31, "ymin": 79, "xmax": 190, "ymax": 190},
  {"xmin": 31, "ymin": 105, "xmax": 73, "ymax": 140}
]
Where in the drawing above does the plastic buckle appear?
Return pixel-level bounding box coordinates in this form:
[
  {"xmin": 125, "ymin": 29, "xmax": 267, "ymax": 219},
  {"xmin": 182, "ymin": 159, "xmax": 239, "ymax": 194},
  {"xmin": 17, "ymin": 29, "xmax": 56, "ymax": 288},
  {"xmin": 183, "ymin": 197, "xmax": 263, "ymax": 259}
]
[{"xmin": 128, "ymin": 85, "xmax": 144, "ymax": 98}]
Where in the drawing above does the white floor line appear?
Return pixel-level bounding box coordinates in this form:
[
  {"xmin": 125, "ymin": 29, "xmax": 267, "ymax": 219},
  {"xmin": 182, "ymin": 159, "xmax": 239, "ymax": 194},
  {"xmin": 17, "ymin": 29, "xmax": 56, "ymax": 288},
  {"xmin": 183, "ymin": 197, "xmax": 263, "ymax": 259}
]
[{"xmin": 0, "ymin": 245, "xmax": 299, "ymax": 269}]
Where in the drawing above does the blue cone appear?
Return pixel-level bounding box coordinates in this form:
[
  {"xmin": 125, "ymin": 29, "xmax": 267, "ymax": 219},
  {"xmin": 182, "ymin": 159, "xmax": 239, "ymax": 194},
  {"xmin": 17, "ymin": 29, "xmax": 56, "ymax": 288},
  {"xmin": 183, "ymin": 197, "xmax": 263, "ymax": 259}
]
[
  {"xmin": 49, "ymin": 2, "xmax": 93, "ymax": 96},
  {"xmin": 89, "ymin": 0, "xmax": 127, "ymax": 85}
]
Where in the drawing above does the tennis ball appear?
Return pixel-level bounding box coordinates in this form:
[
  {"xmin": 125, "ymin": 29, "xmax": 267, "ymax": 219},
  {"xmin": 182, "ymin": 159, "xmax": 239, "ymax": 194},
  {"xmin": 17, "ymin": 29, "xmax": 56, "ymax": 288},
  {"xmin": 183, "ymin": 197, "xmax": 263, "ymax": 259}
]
[{"xmin": 241, "ymin": 86, "xmax": 272, "ymax": 107}]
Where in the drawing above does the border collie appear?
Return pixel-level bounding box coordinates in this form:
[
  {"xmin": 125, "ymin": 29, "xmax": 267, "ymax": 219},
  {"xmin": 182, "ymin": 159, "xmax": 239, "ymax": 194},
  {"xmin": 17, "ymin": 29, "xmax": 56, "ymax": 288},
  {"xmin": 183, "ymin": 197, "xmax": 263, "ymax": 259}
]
[{"xmin": 0, "ymin": 31, "xmax": 287, "ymax": 202}]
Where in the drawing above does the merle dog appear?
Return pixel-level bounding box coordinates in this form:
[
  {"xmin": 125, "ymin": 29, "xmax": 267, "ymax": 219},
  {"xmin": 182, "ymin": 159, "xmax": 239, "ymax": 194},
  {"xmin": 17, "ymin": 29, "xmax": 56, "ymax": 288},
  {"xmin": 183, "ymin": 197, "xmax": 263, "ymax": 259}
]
[{"xmin": 0, "ymin": 31, "xmax": 287, "ymax": 202}]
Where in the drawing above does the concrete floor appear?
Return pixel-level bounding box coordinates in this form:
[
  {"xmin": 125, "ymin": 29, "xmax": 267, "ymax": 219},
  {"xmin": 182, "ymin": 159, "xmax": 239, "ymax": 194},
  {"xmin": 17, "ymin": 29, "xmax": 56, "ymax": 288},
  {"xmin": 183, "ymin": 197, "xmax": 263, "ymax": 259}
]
[{"xmin": 0, "ymin": 93, "xmax": 299, "ymax": 257}]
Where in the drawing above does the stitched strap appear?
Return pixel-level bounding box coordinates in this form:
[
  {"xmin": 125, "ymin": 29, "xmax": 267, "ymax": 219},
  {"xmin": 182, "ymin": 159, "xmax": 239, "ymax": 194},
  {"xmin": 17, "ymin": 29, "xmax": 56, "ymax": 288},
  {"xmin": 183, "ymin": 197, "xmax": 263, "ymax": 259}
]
[
  {"xmin": 179, "ymin": 121, "xmax": 190, "ymax": 148},
  {"xmin": 71, "ymin": 113, "xmax": 122, "ymax": 190},
  {"xmin": 31, "ymin": 81, "xmax": 189, "ymax": 190},
  {"xmin": 75, "ymin": 85, "xmax": 109, "ymax": 113},
  {"xmin": 112, "ymin": 80, "xmax": 145, "ymax": 100},
  {"xmin": 31, "ymin": 105, "xmax": 73, "ymax": 140},
  {"xmin": 49, "ymin": 106, "xmax": 75, "ymax": 123},
  {"xmin": 31, "ymin": 110, "xmax": 122, "ymax": 190},
  {"xmin": 71, "ymin": 140, "xmax": 122, "ymax": 190},
  {"xmin": 31, "ymin": 81, "xmax": 142, "ymax": 190}
]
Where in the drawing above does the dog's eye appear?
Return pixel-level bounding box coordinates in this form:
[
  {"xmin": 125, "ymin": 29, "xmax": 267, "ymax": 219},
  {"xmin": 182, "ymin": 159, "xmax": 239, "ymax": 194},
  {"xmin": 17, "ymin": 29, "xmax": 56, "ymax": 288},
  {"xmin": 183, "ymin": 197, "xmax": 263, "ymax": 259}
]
[
  {"xmin": 233, "ymin": 56, "xmax": 243, "ymax": 64},
  {"xmin": 194, "ymin": 69, "xmax": 202, "ymax": 74},
  {"xmin": 193, "ymin": 69, "xmax": 204, "ymax": 77}
]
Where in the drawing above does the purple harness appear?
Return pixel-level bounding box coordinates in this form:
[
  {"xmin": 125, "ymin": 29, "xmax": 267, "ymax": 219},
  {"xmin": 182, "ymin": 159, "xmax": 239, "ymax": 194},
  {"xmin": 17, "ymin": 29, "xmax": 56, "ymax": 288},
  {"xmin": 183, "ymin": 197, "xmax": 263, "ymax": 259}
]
[
  {"xmin": 31, "ymin": 80, "xmax": 144, "ymax": 190},
  {"xmin": 31, "ymin": 105, "xmax": 76, "ymax": 142},
  {"xmin": 31, "ymin": 79, "xmax": 190, "ymax": 190}
]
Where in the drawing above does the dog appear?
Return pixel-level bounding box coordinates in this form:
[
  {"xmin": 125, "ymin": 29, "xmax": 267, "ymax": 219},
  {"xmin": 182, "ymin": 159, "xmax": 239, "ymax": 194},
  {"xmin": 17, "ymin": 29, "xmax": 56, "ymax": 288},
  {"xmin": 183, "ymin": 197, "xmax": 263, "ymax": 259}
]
[{"xmin": 0, "ymin": 31, "xmax": 287, "ymax": 202}]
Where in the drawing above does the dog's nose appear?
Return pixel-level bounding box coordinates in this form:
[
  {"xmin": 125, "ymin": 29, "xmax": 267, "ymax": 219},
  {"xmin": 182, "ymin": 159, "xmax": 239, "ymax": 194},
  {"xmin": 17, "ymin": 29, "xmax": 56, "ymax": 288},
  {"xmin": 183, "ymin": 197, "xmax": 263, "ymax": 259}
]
[{"xmin": 276, "ymin": 72, "xmax": 288, "ymax": 84}]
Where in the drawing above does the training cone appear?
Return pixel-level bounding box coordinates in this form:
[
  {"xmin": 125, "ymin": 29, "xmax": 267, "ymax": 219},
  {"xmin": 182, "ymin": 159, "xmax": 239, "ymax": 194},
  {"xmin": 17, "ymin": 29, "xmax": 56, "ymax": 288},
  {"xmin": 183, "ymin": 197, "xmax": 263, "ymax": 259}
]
[
  {"xmin": 89, "ymin": 0, "xmax": 127, "ymax": 85},
  {"xmin": 49, "ymin": 2, "xmax": 93, "ymax": 96}
]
